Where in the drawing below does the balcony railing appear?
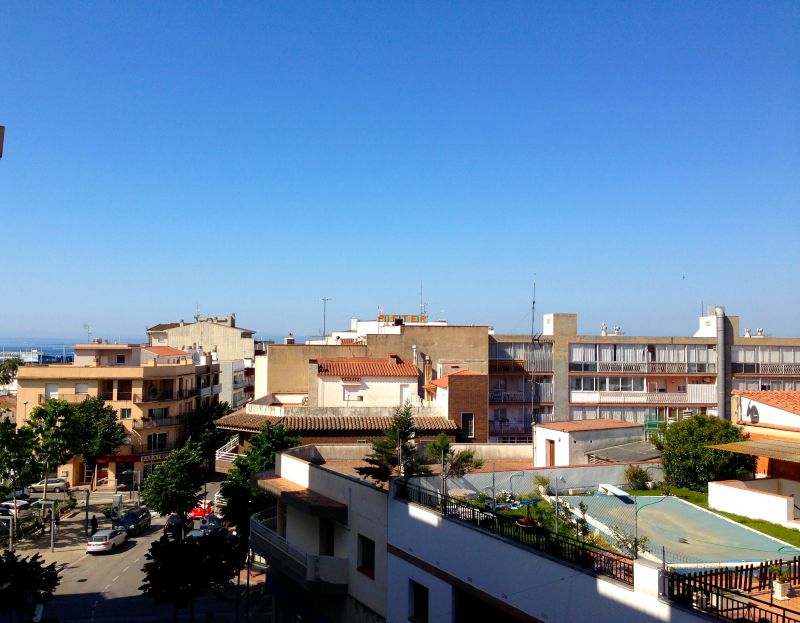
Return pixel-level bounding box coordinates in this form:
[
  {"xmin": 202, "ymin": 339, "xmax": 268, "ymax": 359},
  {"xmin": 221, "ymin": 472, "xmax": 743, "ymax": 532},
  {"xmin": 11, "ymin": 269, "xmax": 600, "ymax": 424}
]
[
  {"xmin": 233, "ymin": 378, "xmax": 246, "ymax": 389},
  {"xmin": 489, "ymin": 384, "xmax": 554, "ymax": 404},
  {"xmin": 395, "ymin": 482, "xmax": 633, "ymax": 586},
  {"xmin": 733, "ymin": 363, "xmax": 800, "ymax": 375},
  {"xmin": 249, "ymin": 511, "xmax": 349, "ymax": 593},
  {"xmin": 570, "ymin": 362, "xmax": 716, "ymax": 374},
  {"xmin": 570, "ymin": 386, "xmax": 717, "ymax": 405},
  {"xmin": 133, "ymin": 413, "xmax": 190, "ymax": 429},
  {"xmin": 134, "ymin": 388, "xmax": 197, "ymax": 403},
  {"xmin": 38, "ymin": 393, "xmax": 87, "ymax": 405},
  {"xmin": 489, "ymin": 421, "xmax": 531, "ymax": 434}
]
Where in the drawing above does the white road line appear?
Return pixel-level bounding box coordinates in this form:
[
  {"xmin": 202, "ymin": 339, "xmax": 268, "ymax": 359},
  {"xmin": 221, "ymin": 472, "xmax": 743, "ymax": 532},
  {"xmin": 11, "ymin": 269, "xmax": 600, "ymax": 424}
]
[
  {"xmin": 112, "ymin": 575, "xmax": 120, "ymax": 583},
  {"xmin": 122, "ymin": 565, "xmax": 130, "ymax": 573},
  {"xmin": 103, "ymin": 583, "xmax": 110, "ymax": 591}
]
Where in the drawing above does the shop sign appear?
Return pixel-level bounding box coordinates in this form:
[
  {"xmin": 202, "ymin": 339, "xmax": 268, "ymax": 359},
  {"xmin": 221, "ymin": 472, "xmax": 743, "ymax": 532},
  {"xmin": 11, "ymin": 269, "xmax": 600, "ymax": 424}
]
[
  {"xmin": 141, "ymin": 451, "xmax": 171, "ymax": 463},
  {"xmin": 378, "ymin": 314, "xmax": 427, "ymax": 323}
]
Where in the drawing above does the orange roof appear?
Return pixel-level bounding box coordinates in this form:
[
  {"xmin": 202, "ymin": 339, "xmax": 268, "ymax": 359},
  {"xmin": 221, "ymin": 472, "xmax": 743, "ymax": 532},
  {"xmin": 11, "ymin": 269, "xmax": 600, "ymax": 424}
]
[
  {"xmin": 144, "ymin": 346, "xmax": 188, "ymax": 357},
  {"xmin": 734, "ymin": 390, "xmax": 800, "ymax": 417},
  {"xmin": 317, "ymin": 357, "xmax": 418, "ymax": 378},
  {"xmin": 538, "ymin": 419, "xmax": 643, "ymax": 433},
  {"xmin": 428, "ymin": 370, "xmax": 484, "ymax": 389},
  {"xmin": 216, "ymin": 411, "xmax": 457, "ymax": 433}
]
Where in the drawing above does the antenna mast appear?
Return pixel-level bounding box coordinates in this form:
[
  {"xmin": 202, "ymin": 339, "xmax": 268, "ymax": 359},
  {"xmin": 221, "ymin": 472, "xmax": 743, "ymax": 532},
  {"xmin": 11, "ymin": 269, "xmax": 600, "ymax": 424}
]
[
  {"xmin": 321, "ymin": 297, "xmax": 331, "ymax": 338},
  {"xmin": 83, "ymin": 323, "xmax": 92, "ymax": 343}
]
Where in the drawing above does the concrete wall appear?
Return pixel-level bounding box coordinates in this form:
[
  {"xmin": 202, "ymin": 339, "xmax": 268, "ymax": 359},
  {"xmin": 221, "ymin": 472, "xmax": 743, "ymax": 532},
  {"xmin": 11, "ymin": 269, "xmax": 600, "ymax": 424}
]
[
  {"xmin": 533, "ymin": 427, "xmax": 570, "ymax": 466},
  {"xmin": 152, "ymin": 321, "xmax": 255, "ymax": 361},
  {"xmin": 388, "ymin": 493, "xmax": 704, "ymax": 623},
  {"xmin": 738, "ymin": 396, "xmax": 800, "ymax": 428}
]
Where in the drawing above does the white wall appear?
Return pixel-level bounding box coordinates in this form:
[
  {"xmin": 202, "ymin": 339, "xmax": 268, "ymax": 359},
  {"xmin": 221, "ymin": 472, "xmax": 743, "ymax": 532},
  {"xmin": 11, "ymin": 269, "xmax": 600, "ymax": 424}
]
[
  {"xmin": 740, "ymin": 396, "xmax": 800, "ymax": 428},
  {"xmin": 387, "ymin": 496, "xmax": 705, "ymax": 623},
  {"xmin": 709, "ymin": 479, "xmax": 797, "ymax": 527},
  {"xmin": 533, "ymin": 427, "xmax": 570, "ymax": 466},
  {"xmin": 317, "ymin": 376, "xmax": 418, "ymax": 408},
  {"xmin": 254, "ymin": 355, "xmax": 268, "ymax": 400}
]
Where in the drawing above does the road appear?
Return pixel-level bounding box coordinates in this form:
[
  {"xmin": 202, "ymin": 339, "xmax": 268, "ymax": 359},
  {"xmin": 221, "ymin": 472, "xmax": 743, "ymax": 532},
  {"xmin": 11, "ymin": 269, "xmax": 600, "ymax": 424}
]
[{"xmin": 40, "ymin": 488, "xmax": 268, "ymax": 623}]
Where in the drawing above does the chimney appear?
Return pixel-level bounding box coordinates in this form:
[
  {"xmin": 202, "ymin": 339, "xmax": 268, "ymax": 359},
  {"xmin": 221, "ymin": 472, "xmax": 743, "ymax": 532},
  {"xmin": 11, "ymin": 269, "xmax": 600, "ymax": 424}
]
[{"xmin": 388, "ymin": 353, "xmax": 401, "ymax": 364}]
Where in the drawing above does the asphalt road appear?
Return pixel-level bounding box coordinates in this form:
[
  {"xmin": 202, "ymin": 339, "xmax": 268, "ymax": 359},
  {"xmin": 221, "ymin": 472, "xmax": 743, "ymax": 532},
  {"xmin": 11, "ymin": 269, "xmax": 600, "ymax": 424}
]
[{"xmin": 43, "ymin": 498, "xmax": 268, "ymax": 622}]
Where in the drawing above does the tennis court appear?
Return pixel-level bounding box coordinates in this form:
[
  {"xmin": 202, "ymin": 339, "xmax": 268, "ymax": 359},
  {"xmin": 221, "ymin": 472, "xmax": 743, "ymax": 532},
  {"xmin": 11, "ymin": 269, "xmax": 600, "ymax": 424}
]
[{"xmin": 560, "ymin": 494, "xmax": 800, "ymax": 566}]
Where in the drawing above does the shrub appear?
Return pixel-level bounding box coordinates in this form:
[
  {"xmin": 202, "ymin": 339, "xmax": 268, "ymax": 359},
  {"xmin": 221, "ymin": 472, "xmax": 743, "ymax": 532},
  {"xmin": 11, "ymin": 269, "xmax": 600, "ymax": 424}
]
[{"xmin": 624, "ymin": 465, "xmax": 650, "ymax": 490}]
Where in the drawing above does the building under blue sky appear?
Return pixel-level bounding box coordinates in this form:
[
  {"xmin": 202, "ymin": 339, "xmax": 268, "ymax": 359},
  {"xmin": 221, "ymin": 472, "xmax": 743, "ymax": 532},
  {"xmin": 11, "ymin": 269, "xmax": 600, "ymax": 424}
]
[{"xmin": 1, "ymin": 3, "xmax": 798, "ymax": 338}]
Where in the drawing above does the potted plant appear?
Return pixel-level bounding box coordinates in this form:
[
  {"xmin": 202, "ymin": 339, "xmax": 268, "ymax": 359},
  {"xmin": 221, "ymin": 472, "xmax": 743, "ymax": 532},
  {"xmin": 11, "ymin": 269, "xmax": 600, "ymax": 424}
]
[
  {"xmin": 516, "ymin": 504, "xmax": 539, "ymax": 532},
  {"xmin": 771, "ymin": 565, "xmax": 792, "ymax": 601},
  {"xmin": 534, "ymin": 476, "xmax": 551, "ymax": 497}
]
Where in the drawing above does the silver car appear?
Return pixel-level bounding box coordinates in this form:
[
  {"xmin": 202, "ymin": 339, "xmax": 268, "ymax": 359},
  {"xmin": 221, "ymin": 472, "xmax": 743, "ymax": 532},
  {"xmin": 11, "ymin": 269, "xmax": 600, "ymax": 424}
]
[
  {"xmin": 87, "ymin": 528, "xmax": 127, "ymax": 554},
  {"xmin": 29, "ymin": 478, "xmax": 69, "ymax": 493}
]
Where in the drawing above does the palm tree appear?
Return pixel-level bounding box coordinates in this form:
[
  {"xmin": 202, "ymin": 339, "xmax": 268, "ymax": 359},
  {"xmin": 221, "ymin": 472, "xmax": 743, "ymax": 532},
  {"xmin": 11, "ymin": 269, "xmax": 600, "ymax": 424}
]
[
  {"xmin": 0, "ymin": 358, "xmax": 22, "ymax": 386},
  {"xmin": 426, "ymin": 433, "xmax": 483, "ymax": 507}
]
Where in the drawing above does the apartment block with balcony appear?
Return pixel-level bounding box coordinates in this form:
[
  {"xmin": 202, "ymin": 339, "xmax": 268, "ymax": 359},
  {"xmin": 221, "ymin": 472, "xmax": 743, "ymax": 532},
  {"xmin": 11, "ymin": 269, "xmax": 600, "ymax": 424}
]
[
  {"xmin": 15, "ymin": 342, "xmax": 198, "ymax": 486},
  {"xmin": 487, "ymin": 337, "xmax": 554, "ymax": 442}
]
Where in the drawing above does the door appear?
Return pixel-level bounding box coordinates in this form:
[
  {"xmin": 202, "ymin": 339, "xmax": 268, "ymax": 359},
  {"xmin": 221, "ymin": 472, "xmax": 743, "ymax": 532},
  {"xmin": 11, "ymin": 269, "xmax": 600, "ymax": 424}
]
[
  {"xmin": 400, "ymin": 384, "xmax": 410, "ymax": 405},
  {"xmin": 546, "ymin": 439, "xmax": 555, "ymax": 467}
]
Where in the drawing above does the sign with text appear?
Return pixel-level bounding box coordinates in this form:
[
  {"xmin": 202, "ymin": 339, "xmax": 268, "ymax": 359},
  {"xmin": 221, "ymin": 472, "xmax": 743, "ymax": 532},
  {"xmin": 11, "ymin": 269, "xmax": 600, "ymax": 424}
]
[
  {"xmin": 378, "ymin": 314, "xmax": 427, "ymax": 324},
  {"xmin": 141, "ymin": 451, "xmax": 170, "ymax": 463}
]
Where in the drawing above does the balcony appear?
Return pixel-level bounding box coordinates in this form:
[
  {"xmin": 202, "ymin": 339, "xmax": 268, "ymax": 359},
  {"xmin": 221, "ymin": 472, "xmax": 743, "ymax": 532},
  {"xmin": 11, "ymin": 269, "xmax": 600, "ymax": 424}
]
[
  {"xmin": 233, "ymin": 378, "xmax": 246, "ymax": 389},
  {"xmin": 133, "ymin": 413, "xmax": 190, "ymax": 429},
  {"xmin": 134, "ymin": 388, "xmax": 197, "ymax": 403},
  {"xmin": 570, "ymin": 362, "xmax": 716, "ymax": 374},
  {"xmin": 489, "ymin": 383, "xmax": 553, "ymax": 404},
  {"xmin": 733, "ymin": 363, "xmax": 800, "ymax": 375},
  {"xmin": 489, "ymin": 420, "xmax": 531, "ymax": 434},
  {"xmin": 250, "ymin": 511, "xmax": 348, "ymax": 595},
  {"xmin": 570, "ymin": 385, "xmax": 717, "ymax": 405},
  {"xmin": 38, "ymin": 393, "xmax": 88, "ymax": 404}
]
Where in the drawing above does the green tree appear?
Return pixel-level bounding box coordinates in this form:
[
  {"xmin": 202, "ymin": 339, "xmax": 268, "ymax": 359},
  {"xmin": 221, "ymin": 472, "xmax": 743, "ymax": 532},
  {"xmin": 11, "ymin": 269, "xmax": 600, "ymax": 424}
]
[
  {"xmin": 186, "ymin": 401, "xmax": 232, "ymax": 472},
  {"xmin": 140, "ymin": 531, "xmax": 238, "ymax": 623},
  {"xmin": 426, "ymin": 432, "xmax": 483, "ymax": 504},
  {"xmin": 142, "ymin": 443, "xmax": 205, "ymax": 537},
  {"xmin": 219, "ymin": 422, "xmax": 299, "ymax": 558},
  {"xmin": 23, "ymin": 400, "xmax": 78, "ymax": 506},
  {"xmin": 0, "ymin": 551, "xmax": 60, "ymax": 622},
  {"xmin": 0, "ymin": 421, "xmax": 39, "ymax": 537},
  {"xmin": 356, "ymin": 404, "xmax": 431, "ymax": 485},
  {"xmin": 652, "ymin": 414, "xmax": 755, "ymax": 491},
  {"xmin": 0, "ymin": 358, "xmax": 21, "ymax": 386},
  {"xmin": 73, "ymin": 397, "xmax": 127, "ymax": 490}
]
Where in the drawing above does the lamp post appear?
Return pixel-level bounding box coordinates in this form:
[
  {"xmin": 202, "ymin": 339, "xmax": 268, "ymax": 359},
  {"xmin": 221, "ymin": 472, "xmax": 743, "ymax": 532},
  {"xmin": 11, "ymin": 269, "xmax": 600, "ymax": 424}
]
[
  {"xmin": 554, "ymin": 476, "xmax": 566, "ymax": 535},
  {"xmin": 633, "ymin": 495, "xmax": 668, "ymax": 559},
  {"xmin": 508, "ymin": 471, "xmax": 525, "ymax": 497},
  {"xmin": 23, "ymin": 401, "xmax": 28, "ymax": 421}
]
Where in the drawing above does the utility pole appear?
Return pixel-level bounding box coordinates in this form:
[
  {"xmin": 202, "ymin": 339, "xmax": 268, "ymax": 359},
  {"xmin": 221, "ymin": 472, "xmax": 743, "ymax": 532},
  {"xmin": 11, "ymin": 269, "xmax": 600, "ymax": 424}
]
[{"xmin": 321, "ymin": 297, "xmax": 331, "ymax": 338}]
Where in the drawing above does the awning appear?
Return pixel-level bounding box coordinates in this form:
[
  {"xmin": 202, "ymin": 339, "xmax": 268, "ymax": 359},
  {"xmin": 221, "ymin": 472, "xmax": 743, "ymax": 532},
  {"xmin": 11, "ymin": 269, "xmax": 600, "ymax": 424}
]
[
  {"xmin": 256, "ymin": 473, "xmax": 348, "ymax": 523},
  {"xmin": 709, "ymin": 439, "xmax": 800, "ymax": 463}
]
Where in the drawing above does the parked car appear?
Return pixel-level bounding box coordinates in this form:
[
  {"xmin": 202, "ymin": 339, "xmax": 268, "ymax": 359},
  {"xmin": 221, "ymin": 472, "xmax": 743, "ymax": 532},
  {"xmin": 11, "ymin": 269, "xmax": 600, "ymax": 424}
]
[
  {"xmin": 113, "ymin": 507, "xmax": 151, "ymax": 536},
  {"xmin": 188, "ymin": 501, "xmax": 213, "ymax": 519},
  {"xmin": 2, "ymin": 488, "xmax": 30, "ymax": 502},
  {"xmin": 87, "ymin": 529, "xmax": 127, "ymax": 554},
  {"xmin": 163, "ymin": 514, "xmax": 194, "ymax": 538},
  {"xmin": 29, "ymin": 479, "xmax": 69, "ymax": 493},
  {"xmin": 185, "ymin": 529, "xmax": 207, "ymax": 540},
  {"xmin": 0, "ymin": 500, "xmax": 32, "ymax": 519},
  {"xmin": 198, "ymin": 513, "xmax": 224, "ymax": 535}
]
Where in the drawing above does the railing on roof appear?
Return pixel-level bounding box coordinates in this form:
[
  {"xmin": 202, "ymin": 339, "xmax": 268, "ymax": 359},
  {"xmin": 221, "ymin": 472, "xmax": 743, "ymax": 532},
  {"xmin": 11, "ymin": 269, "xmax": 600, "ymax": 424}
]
[
  {"xmin": 395, "ymin": 482, "xmax": 633, "ymax": 586},
  {"xmin": 664, "ymin": 571, "xmax": 800, "ymax": 622},
  {"xmin": 215, "ymin": 435, "xmax": 239, "ymax": 462}
]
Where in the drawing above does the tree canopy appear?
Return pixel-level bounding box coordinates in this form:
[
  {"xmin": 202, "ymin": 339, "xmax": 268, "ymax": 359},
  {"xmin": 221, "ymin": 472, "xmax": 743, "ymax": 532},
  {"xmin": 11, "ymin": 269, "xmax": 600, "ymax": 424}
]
[
  {"xmin": 23, "ymin": 400, "xmax": 78, "ymax": 502},
  {"xmin": 73, "ymin": 397, "xmax": 127, "ymax": 489},
  {"xmin": 140, "ymin": 531, "xmax": 238, "ymax": 622},
  {"xmin": 426, "ymin": 432, "xmax": 483, "ymax": 500},
  {"xmin": 0, "ymin": 551, "xmax": 60, "ymax": 621},
  {"xmin": 652, "ymin": 414, "xmax": 755, "ymax": 491},
  {"xmin": 356, "ymin": 404, "xmax": 431, "ymax": 485},
  {"xmin": 142, "ymin": 443, "xmax": 205, "ymax": 522},
  {"xmin": 0, "ymin": 358, "xmax": 21, "ymax": 386}
]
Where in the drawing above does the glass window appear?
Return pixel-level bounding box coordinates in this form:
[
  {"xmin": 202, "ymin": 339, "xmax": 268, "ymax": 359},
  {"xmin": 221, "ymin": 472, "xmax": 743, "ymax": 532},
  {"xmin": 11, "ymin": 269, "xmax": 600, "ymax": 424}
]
[
  {"xmin": 75, "ymin": 383, "xmax": 89, "ymax": 395},
  {"xmin": 357, "ymin": 534, "xmax": 375, "ymax": 579},
  {"xmin": 632, "ymin": 378, "xmax": 645, "ymax": 391},
  {"xmin": 146, "ymin": 433, "xmax": 167, "ymax": 451},
  {"xmin": 120, "ymin": 408, "xmax": 132, "ymax": 419},
  {"xmin": 461, "ymin": 413, "xmax": 475, "ymax": 438},
  {"xmin": 116, "ymin": 354, "xmax": 126, "ymax": 364},
  {"xmin": 409, "ymin": 580, "xmax": 429, "ymax": 623},
  {"xmin": 609, "ymin": 378, "xmax": 621, "ymax": 391},
  {"xmin": 620, "ymin": 377, "xmax": 633, "ymax": 391}
]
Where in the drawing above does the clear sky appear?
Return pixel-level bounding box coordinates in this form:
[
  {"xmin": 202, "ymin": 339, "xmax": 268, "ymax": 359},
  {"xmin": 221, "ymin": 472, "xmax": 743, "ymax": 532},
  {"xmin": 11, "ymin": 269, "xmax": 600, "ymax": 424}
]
[{"xmin": 1, "ymin": 2, "xmax": 798, "ymax": 339}]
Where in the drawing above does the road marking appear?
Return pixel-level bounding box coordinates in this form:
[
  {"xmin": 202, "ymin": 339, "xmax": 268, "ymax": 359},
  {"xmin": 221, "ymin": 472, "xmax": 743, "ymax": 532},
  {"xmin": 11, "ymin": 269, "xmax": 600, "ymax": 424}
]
[
  {"xmin": 103, "ymin": 583, "xmax": 110, "ymax": 591},
  {"xmin": 112, "ymin": 575, "xmax": 120, "ymax": 583},
  {"xmin": 122, "ymin": 565, "xmax": 130, "ymax": 573}
]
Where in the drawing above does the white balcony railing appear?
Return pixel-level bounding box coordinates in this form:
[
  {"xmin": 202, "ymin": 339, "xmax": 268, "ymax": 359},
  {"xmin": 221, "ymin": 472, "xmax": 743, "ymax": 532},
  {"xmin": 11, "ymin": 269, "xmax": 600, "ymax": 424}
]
[{"xmin": 570, "ymin": 385, "xmax": 716, "ymax": 405}]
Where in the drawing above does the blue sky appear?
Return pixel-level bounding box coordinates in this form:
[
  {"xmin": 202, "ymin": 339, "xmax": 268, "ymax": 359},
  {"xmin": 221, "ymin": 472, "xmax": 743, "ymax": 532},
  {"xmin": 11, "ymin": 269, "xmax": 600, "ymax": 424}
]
[{"xmin": 1, "ymin": 2, "xmax": 798, "ymax": 339}]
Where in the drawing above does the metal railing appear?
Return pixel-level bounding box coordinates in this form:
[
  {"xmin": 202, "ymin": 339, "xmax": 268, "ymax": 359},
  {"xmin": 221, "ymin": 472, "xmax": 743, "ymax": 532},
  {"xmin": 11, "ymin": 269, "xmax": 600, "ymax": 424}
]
[
  {"xmin": 489, "ymin": 421, "xmax": 531, "ymax": 434},
  {"xmin": 570, "ymin": 362, "xmax": 716, "ymax": 374},
  {"xmin": 489, "ymin": 384, "xmax": 554, "ymax": 404},
  {"xmin": 665, "ymin": 572, "xmax": 800, "ymax": 622},
  {"xmin": 134, "ymin": 388, "xmax": 196, "ymax": 402},
  {"xmin": 395, "ymin": 482, "xmax": 633, "ymax": 586},
  {"xmin": 215, "ymin": 436, "xmax": 239, "ymax": 462},
  {"xmin": 734, "ymin": 363, "xmax": 800, "ymax": 375},
  {"xmin": 133, "ymin": 413, "xmax": 189, "ymax": 429}
]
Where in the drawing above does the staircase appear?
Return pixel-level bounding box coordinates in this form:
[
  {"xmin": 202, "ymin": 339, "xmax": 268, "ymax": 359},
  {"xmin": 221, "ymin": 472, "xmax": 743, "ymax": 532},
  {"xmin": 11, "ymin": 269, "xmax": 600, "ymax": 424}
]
[{"xmin": 215, "ymin": 435, "xmax": 239, "ymax": 474}]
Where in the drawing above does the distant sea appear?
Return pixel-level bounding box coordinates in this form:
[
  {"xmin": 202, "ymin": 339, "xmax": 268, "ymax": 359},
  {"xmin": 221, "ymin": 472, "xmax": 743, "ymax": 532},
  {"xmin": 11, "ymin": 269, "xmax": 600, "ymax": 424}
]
[{"xmin": 0, "ymin": 337, "xmax": 145, "ymax": 358}]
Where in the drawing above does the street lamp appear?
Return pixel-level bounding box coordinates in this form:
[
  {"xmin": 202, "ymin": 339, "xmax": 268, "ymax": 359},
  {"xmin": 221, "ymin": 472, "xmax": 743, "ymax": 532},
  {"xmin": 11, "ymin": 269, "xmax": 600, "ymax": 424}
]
[
  {"xmin": 23, "ymin": 401, "xmax": 28, "ymax": 420},
  {"xmin": 508, "ymin": 471, "xmax": 525, "ymax": 497},
  {"xmin": 632, "ymin": 495, "xmax": 668, "ymax": 559}
]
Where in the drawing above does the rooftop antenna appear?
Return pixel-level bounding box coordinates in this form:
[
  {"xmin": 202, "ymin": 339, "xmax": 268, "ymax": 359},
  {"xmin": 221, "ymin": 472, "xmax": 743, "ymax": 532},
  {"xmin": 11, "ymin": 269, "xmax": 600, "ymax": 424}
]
[
  {"xmin": 321, "ymin": 297, "xmax": 331, "ymax": 338},
  {"xmin": 419, "ymin": 281, "xmax": 428, "ymax": 318},
  {"xmin": 531, "ymin": 276, "xmax": 540, "ymax": 346},
  {"xmin": 195, "ymin": 302, "xmax": 200, "ymax": 321},
  {"xmin": 83, "ymin": 323, "xmax": 92, "ymax": 343}
]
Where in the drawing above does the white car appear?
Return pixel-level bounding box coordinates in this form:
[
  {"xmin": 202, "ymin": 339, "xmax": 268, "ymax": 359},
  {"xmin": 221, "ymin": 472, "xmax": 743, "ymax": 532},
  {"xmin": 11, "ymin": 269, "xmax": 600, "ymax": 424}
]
[
  {"xmin": 0, "ymin": 500, "xmax": 32, "ymax": 519},
  {"xmin": 87, "ymin": 529, "xmax": 127, "ymax": 554},
  {"xmin": 29, "ymin": 479, "xmax": 68, "ymax": 493}
]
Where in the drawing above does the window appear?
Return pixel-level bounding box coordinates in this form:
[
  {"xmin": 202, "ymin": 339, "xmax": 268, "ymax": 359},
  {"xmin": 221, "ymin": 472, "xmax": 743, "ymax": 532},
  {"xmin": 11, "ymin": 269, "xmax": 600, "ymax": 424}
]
[
  {"xmin": 147, "ymin": 433, "xmax": 167, "ymax": 452},
  {"xmin": 461, "ymin": 413, "xmax": 475, "ymax": 438},
  {"xmin": 571, "ymin": 377, "xmax": 595, "ymax": 391},
  {"xmin": 408, "ymin": 580, "xmax": 429, "ymax": 623},
  {"xmin": 74, "ymin": 383, "xmax": 89, "ymax": 395},
  {"xmin": 343, "ymin": 386, "xmax": 362, "ymax": 402},
  {"xmin": 148, "ymin": 407, "xmax": 169, "ymax": 419},
  {"xmin": 120, "ymin": 408, "xmax": 132, "ymax": 419},
  {"xmin": 357, "ymin": 534, "xmax": 375, "ymax": 578},
  {"xmin": 116, "ymin": 354, "xmax": 126, "ymax": 364}
]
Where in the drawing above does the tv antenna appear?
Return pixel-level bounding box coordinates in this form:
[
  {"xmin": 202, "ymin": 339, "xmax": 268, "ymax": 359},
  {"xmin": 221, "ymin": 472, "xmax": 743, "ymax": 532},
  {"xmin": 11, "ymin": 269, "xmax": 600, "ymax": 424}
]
[
  {"xmin": 321, "ymin": 297, "xmax": 331, "ymax": 338},
  {"xmin": 83, "ymin": 323, "xmax": 92, "ymax": 343},
  {"xmin": 531, "ymin": 277, "xmax": 541, "ymax": 346}
]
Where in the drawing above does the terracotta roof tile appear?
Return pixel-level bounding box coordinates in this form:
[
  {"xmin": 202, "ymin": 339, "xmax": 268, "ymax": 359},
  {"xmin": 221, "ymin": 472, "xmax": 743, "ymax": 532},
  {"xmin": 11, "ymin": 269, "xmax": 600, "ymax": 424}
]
[
  {"xmin": 317, "ymin": 357, "xmax": 418, "ymax": 378},
  {"xmin": 146, "ymin": 323, "xmax": 181, "ymax": 332},
  {"xmin": 538, "ymin": 419, "xmax": 644, "ymax": 433},
  {"xmin": 215, "ymin": 411, "xmax": 457, "ymax": 433},
  {"xmin": 144, "ymin": 346, "xmax": 188, "ymax": 357},
  {"xmin": 733, "ymin": 390, "xmax": 800, "ymax": 417}
]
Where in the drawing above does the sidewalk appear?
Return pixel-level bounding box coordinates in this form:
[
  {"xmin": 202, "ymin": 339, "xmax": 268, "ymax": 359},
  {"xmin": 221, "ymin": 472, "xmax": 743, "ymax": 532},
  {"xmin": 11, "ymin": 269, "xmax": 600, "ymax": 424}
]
[{"xmin": 11, "ymin": 495, "xmax": 140, "ymax": 570}]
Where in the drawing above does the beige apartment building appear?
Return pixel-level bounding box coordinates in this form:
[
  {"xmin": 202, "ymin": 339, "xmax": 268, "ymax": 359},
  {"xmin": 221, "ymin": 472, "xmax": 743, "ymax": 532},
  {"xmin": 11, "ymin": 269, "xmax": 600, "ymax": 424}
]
[{"xmin": 16, "ymin": 342, "xmax": 199, "ymax": 486}]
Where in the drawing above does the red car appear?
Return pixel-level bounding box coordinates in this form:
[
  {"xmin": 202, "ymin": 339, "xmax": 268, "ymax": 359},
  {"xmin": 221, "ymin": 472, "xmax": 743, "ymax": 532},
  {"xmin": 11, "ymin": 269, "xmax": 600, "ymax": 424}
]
[{"xmin": 188, "ymin": 501, "xmax": 213, "ymax": 519}]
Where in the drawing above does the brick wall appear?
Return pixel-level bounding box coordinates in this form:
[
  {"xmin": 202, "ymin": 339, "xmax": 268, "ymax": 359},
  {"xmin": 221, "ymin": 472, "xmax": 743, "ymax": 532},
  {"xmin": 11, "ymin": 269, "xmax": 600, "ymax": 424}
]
[{"xmin": 447, "ymin": 374, "xmax": 489, "ymax": 443}]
